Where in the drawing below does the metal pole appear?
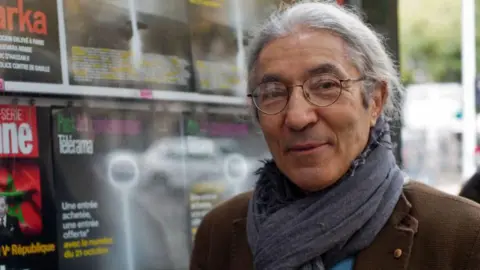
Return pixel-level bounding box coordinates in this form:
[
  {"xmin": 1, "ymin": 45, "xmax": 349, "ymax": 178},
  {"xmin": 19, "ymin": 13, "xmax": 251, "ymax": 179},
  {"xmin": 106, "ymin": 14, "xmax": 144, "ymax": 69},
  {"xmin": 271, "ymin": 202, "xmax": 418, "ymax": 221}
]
[{"xmin": 461, "ymin": 0, "xmax": 477, "ymax": 180}]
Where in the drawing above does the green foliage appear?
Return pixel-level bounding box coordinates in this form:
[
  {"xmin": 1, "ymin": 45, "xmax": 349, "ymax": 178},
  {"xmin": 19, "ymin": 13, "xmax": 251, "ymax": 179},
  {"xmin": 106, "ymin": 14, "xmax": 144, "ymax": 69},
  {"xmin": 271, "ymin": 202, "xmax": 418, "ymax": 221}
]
[{"xmin": 399, "ymin": 0, "xmax": 480, "ymax": 83}]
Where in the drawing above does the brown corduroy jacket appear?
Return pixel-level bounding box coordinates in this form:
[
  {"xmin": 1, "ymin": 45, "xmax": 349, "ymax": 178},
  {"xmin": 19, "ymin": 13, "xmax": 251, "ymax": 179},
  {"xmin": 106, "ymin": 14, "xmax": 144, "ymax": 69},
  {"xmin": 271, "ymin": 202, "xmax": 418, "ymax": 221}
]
[{"xmin": 190, "ymin": 182, "xmax": 480, "ymax": 270}]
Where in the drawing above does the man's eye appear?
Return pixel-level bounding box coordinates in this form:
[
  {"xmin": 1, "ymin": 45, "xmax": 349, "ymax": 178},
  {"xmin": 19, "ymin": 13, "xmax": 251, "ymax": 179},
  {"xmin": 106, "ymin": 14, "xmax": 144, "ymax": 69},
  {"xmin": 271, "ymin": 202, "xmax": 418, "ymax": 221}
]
[
  {"xmin": 265, "ymin": 89, "xmax": 286, "ymax": 97},
  {"xmin": 258, "ymin": 84, "xmax": 287, "ymax": 98},
  {"xmin": 320, "ymin": 81, "xmax": 336, "ymax": 89},
  {"xmin": 310, "ymin": 78, "xmax": 340, "ymax": 90}
]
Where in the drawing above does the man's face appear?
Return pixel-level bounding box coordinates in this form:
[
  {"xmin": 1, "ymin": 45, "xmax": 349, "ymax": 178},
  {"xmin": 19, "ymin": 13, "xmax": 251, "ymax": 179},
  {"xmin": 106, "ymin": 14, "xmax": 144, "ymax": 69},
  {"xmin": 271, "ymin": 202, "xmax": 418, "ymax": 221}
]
[
  {"xmin": 255, "ymin": 29, "xmax": 384, "ymax": 192},
  {"xmin": 0, "ymin": 197, "xmax": 8, "ymax": 217}
]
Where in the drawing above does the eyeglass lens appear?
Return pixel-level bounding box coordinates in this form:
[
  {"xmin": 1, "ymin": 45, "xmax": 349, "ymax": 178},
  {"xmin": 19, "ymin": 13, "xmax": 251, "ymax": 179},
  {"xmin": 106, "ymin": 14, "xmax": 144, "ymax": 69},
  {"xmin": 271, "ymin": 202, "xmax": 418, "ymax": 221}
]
[{"xmin": 251, "ymin": 74, "xmax": 343, "ymax": 114}]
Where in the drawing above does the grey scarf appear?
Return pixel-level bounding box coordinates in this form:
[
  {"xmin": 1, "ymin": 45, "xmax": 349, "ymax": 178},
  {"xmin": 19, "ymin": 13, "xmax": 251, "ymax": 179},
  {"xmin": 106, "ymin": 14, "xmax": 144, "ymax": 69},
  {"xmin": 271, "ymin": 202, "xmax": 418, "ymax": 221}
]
[{"xmin": 247, "ymin": 118, "xmax": 404, "ymax": 270}]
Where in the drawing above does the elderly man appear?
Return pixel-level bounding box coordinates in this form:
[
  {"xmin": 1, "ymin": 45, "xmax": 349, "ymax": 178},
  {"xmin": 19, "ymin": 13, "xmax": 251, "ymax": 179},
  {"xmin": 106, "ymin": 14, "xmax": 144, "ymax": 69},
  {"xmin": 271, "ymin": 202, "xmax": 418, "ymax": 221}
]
[
  {"xmin": 0, "ymin": 196, "xmax": 21, "ymax": 242},
  {"xmin": 190, "ymin": 2, "xmax": 480, "ymax": 270}
]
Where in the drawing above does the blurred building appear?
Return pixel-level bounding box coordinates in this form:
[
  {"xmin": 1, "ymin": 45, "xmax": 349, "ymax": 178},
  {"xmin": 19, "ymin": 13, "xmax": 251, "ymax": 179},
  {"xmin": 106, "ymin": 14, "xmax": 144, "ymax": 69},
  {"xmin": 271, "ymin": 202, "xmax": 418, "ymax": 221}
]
[{"xmin": 402, "ymin": 83, "xmax": 464, "ymax": 194}]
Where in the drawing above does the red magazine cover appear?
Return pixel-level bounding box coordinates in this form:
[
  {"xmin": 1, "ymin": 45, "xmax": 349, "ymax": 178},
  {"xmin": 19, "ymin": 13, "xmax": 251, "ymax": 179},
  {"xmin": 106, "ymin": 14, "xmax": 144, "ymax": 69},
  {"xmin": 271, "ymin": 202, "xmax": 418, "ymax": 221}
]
[{"xmin": 0, "ymin": 105, "xmax": 39, "ymax": 158}]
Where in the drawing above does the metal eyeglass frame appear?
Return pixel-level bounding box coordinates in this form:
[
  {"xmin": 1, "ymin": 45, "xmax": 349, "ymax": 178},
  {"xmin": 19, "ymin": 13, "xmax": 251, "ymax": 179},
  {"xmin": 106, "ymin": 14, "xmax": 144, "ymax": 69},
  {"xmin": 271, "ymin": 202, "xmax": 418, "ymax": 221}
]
[{"xmin": 247, "ymin": 76, "xmax": 368, "ymax": 115}]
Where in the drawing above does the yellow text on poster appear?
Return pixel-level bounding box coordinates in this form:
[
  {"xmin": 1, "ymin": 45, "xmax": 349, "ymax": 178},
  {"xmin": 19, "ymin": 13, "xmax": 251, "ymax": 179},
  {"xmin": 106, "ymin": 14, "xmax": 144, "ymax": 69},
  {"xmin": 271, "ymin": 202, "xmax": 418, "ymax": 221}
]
[
  {"xmin": 1, "ymin": 242, "xmax": 56, "ymax": 257},
  {"xmin": 189, "ymin": 0, "xmax": 224, "ymax": 8},
  {"xmin": 63, "ymin": 237, "xmax": 113, "ymax": 259}
]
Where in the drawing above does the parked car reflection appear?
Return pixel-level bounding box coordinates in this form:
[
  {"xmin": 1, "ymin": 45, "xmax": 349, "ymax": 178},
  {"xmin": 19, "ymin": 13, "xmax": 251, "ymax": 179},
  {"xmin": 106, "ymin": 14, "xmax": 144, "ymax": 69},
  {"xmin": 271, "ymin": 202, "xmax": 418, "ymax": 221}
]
[{"xmin": 139, "ymin": 136, "xmax": 263, "ymax": 194}]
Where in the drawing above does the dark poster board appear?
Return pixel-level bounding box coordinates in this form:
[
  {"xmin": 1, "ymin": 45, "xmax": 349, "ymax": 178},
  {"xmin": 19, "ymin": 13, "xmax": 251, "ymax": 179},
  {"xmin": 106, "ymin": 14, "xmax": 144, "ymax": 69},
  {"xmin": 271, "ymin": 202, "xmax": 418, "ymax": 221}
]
[
  {"xmin": 51, "ymin": 107, "xmax": 190, "ymax": 270},
  {"xmin": 188, "ymin": 0, "xmax": 245, "ymax": 96},
  {"xmin": 63, "ymin": 0, "xmax": 193, "ymax": 91},
  {"xmin": 0, "ymin": 0, "xmax": 62, "ymax": 83},
  {"xmin": 187, "ymin": 0, "xmax": 284, "ymax": 96},
  {"xmin": 0, "ymin": 105, "xmax": 58, "ymax": 270}
]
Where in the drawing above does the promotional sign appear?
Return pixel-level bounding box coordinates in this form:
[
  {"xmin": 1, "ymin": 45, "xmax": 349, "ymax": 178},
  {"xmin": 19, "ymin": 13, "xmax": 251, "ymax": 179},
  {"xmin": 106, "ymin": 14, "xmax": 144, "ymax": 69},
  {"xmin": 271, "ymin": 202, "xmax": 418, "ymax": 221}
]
[
  {"xmin": 0, "ymin": 0, "xmax": 62, "ymax": 83},
  {"xmin": 184, "ymin": 112, "xmax": 268, "ymax": 242},
  {"xmin": 63, "ymin": 0, "xmax": 193, "ymax": 91},
  {"xmin": 188, "ymin": 0, "xmax": 246, "ymax": 96},
  {"xmin": 0, "ymin": 106, "xmax": 58, "ymax": 270},
  {"xmin": 0, "ymin": 105, "xmax": 38, "ymax": 158},
  {"xmin": 189, "ymin": 181, "xmax": 225, "ymax": 241},
  {"xmin": 52, "ymin": 107, "xmax": 190, "ymax": 270},
  {"xmin": 188, "ymin": 0, "xmax": 281, "ymax": 97}
]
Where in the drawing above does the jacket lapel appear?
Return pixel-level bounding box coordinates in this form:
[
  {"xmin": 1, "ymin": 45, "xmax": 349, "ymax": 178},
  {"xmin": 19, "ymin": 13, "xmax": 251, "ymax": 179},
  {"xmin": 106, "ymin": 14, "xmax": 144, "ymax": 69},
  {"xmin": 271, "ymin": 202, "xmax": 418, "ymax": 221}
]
[
  {"xmin": 355, "ymin": 193, "xmax": 418, "ymax": 270},
  {"xmin": 230, "ymin": 218, "xmax": 254, "ymax": 270}
]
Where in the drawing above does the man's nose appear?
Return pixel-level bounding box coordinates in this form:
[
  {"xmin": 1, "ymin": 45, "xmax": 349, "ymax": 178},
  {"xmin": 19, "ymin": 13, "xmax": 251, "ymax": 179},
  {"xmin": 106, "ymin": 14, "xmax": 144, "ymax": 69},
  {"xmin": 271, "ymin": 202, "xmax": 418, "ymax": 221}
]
[{"xmin": 284, "ymin": 86, "xmax": 318, "ymax": 131}]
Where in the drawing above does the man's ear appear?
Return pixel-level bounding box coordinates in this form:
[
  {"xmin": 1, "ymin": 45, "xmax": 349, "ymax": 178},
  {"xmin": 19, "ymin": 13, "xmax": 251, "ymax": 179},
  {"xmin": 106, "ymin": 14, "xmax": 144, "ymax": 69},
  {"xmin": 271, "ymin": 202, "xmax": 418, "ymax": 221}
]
[{"xmin": 369, "ymin": 81, "xmax": 388, "ymax": 126}]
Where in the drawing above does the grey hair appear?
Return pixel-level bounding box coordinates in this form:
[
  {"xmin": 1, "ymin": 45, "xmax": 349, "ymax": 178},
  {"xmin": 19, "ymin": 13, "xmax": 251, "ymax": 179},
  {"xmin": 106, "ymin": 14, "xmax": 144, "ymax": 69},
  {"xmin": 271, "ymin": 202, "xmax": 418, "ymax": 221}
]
[{"xmin": 246, "ymin": 0, "xmax": 403, "ymax": 121}]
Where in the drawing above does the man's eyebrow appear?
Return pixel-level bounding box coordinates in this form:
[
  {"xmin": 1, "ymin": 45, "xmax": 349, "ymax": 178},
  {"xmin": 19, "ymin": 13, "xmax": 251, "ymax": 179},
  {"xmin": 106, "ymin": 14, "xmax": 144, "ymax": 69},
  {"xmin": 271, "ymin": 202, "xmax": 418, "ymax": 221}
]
[
  {"xmin": 258, "ymin": 74, "xmax": 283, "ymax": 84},
  {"xmin": 307, "ymin": 63, "xmax": 345, "ymax": 77},
  {"xmin": 255, "ymin": 63, "xmax": 345, "ymax": 85}
]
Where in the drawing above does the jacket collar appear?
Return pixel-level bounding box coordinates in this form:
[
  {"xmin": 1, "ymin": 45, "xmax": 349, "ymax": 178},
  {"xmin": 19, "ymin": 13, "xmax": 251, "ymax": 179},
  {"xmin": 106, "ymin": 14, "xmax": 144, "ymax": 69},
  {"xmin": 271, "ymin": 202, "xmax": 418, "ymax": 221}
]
[
  {"xmin": 230, "ymin": 189, "xmax": 418, "ymax": 270},
  {"xmin": 354, "ymin": 192, "xmax": 418, "ymax": 270},
  {"xmin": 231, "ymin": 217, "xmax": 253, "ymax": 270}
]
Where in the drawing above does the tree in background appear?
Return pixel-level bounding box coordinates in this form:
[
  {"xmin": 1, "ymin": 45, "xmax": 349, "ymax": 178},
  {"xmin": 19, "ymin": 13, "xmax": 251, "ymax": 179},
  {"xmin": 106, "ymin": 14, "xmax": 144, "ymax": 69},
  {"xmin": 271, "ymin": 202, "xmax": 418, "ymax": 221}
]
[{"xmin": 399, "ymin": 0, "xmax": 480, "ymax": 84}]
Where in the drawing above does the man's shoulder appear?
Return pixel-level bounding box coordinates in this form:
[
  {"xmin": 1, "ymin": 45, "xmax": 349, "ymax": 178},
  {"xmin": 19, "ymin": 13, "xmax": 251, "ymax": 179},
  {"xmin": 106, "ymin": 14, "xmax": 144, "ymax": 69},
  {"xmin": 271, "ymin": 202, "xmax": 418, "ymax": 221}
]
[
  {"xmin": 203, "ymin": 191, "xmax": 253, "ymax": 225},
  {"xmin": 403, "ymin": 181, "xmax": 480, "ymax": 268},
  {"xmin": 404, "ymin": 181, "xmax": 480, "ymax": 220},
  {"xmin": 191, "ymin": 191, "xmax": 253, "ymax": 268},
  {"xmin": 404, "ymin": 181, "xmax": 480, "ymax": 238}
]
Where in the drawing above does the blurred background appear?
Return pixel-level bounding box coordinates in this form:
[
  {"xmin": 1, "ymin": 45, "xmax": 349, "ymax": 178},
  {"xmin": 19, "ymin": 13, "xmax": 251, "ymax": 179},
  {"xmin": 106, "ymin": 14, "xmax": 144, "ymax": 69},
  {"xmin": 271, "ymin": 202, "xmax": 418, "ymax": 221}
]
[{"xmin": 0, "ymin": 0, "xmax": 477, "ymax": 269}]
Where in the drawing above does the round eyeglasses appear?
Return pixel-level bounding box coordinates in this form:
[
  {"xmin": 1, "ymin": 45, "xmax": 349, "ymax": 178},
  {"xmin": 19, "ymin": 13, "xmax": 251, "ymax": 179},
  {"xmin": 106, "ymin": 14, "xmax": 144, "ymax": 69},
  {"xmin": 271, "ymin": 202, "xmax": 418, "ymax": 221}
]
[{"xmin": 247, "ymin": 74, "xmax": 367, "ymax": 115}]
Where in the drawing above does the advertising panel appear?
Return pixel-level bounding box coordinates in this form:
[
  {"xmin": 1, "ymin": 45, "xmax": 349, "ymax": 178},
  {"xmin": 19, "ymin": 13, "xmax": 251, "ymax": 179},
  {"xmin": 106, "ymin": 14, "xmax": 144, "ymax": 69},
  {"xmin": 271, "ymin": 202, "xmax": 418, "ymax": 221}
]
[
  {"xmin": 0, "ymin": 0, "xmax": 62, "ymax": 83},
  {"xmin": 52, "ymin": 107, "xmax": 190, "ymax": 270},
  {"xmin": 188, "ymin": 0, "xmax": 246, "ymax": 96},
  {"xmin": 189, "ymin": 181, "xmax": 225, "ymax": 241},
  {"xmin": 184, "ymin": 112, "xmax": 268, "ymax": 240},
  {"xmin": 188, "ymin": 0, "xmax": 282, "ymax": 97},
  {"xmin": 0, "ymin": 105, "xmax": 38, "ymax": 158},
  {"xmin": 0, "ymin": 106, "xmax": 58, "ymax": 270},
  {"xmin": 63, "ymin": 0, "xmax": 193, "ymax": 91},
  {"xmin": 0, "ymin": 104, "xmax": 269, "ymax": 269}
]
